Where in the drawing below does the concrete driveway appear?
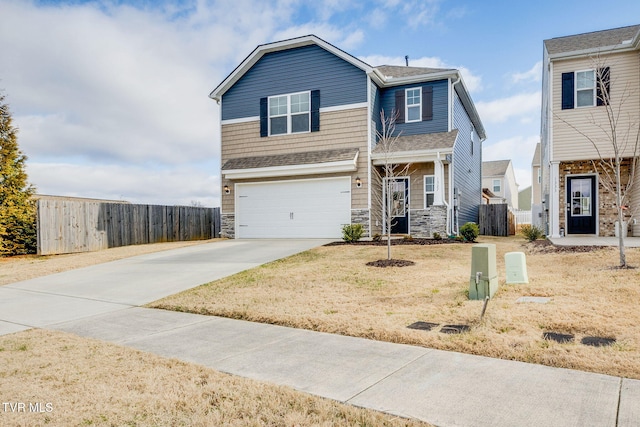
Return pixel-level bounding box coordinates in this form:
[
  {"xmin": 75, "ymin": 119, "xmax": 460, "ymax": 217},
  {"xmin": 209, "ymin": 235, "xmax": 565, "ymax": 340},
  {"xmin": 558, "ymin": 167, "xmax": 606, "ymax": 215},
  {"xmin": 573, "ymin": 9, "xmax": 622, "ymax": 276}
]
[{"xmin": 0, "ymin": 239, "xmax": 331, "ymax": 336}]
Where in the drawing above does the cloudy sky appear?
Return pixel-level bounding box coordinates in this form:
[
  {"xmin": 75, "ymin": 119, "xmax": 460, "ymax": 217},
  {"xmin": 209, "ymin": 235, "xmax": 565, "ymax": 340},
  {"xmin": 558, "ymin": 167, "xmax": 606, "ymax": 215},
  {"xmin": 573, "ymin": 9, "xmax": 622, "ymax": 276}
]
[{"xmin": 2, "ymin": 0, "xmax": 640, "ymax": 207}]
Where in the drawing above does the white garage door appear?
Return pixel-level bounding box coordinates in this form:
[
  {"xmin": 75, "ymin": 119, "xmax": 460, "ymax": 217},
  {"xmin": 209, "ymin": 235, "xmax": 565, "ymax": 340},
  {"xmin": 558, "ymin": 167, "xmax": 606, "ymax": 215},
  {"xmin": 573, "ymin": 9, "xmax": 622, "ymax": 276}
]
[{"xmin": 236, "ymin": 177, "xmax": 351, "ymax": 238}]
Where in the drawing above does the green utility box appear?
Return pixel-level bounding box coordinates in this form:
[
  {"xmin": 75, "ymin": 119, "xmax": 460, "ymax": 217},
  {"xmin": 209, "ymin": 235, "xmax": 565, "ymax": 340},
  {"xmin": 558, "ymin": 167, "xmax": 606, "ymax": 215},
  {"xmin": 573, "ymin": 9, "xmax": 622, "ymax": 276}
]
[
  {"xmin": 505, "ymin": 252, "xmax": 529, "ymax": 284},
  {"xmin": 469, "ymin": 243, "xmax": 499, "ymax": 300}
]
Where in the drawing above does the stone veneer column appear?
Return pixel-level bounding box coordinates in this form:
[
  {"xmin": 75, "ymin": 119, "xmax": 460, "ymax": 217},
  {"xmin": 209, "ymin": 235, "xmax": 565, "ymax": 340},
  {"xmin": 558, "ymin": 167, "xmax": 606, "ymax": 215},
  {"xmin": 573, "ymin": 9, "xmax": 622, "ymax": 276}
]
[
  {"xmin": 350, "ymin": 209, "xmax": 370, "ymax": 237},
  {"xmin": 409, "ymin": 206, "xmax": 447, "ymax": 237},
  {"xmin": 221, "ymin": 213, "xmax": 235, "ymax": 239}
]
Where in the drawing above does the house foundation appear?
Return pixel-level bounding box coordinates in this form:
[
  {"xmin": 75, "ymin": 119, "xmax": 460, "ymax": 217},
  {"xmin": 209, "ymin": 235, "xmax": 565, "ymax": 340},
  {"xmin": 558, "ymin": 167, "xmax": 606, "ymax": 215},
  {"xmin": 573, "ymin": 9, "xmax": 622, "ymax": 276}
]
[
  {"xmin": 410, "ymin": 205, "xmax": 448, "ymax": 237},
  {"xmin": 221, "ymin": 213, "xmax": 235, "ymax": 239}
]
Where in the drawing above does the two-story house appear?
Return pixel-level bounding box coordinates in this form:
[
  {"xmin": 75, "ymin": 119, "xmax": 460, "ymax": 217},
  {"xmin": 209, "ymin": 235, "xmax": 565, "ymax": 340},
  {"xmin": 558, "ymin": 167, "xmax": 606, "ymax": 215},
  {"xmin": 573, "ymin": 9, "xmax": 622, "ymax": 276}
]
[
  {"xmin": 482, "ymin": 160, "xmax": 519, "ymax": 209},
  {"xmin": 541, "ymin": 25, "xmax": 640, "ymax": 237},
  {"xmin": 210, "ymin": 35, "xmax": 485, "ymax": 239}
]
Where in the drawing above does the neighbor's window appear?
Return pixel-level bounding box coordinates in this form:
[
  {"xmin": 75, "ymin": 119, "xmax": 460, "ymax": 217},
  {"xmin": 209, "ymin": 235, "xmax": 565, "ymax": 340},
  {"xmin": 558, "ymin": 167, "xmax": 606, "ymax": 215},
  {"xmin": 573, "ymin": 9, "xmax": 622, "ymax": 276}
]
[
  {"xmin": 576, "ymin": 70, "xmax": 595, "ymax": 108},
  {"xmin": 268, "ymin": 91, "xmax": 310, "ymax": 135},
  {"xmin": 424, "ymin": 175, "xmax": 435, "ymax": 208},
  {"xmin": 406, "ymin": 88, "xmax": 422, "ymax": 122},
  {"xmin": 493, "ymin": 179, "xmax": 501, "ymax": 193}
]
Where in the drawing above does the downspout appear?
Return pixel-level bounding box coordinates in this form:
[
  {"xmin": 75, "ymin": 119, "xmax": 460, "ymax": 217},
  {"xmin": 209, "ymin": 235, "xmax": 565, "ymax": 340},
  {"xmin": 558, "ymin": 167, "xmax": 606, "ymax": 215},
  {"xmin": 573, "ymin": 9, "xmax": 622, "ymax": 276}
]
[{"xmin": 450, "ymin": 75, "xmax": 462, "ymax": 235}]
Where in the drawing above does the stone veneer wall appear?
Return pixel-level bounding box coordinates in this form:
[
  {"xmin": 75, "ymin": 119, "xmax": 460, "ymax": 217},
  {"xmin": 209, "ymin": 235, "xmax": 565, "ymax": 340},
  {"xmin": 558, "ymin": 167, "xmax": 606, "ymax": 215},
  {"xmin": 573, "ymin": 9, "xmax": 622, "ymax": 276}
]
[
  {"xmin": 410, "ymin": 205, "xmax": 447, "ymax": 238},
  {"xmin": 221, "ymin": 213, "xmax": 235, "ymax": 239},
  {"xmin": 351, "ymin": 209, "xmax": 370, "ymax": 237},
  {"xmin": 559, "ymin": 160, "xmax": 633, "ymax": 236}
]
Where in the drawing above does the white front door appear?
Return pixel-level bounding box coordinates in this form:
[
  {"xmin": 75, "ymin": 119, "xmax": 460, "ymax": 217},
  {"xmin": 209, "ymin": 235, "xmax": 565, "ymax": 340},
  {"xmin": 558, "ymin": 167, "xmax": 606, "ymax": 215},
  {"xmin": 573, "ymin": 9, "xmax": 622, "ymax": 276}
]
[{"xmin": 236, "ymin": 177, "xmax": 351, "ymax": 238}]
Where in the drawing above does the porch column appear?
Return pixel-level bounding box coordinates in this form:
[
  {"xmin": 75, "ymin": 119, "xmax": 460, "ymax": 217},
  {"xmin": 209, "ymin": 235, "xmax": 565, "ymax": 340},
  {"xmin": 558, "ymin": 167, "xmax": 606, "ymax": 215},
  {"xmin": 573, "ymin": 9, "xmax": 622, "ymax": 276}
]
[
  {"xmin": 550, "ymin": 161, "xmax": 561, "ymax": 237},
  {"xmin": 434, "ymin": 154, "xmax": 444, "ymax": 205}
]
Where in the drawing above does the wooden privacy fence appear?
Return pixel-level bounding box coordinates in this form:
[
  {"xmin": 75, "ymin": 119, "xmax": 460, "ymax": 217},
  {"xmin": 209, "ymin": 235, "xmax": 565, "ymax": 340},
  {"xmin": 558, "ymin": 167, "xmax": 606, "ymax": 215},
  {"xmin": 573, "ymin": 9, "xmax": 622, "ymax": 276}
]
[
  {"xmin": 37, "ymin": 199, "xmax": 221, "ymax": 255},
  {"xmin": 479, "ymin": 204, "xmax": 515, "ymax": 236}
]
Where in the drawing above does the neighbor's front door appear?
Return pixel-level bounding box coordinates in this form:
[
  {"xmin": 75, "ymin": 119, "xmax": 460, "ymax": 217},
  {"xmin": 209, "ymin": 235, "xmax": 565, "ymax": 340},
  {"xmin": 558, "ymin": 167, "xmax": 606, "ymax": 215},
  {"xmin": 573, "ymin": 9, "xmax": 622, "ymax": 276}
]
[
  {"xmin": 566, "ymin": 176, "xmax": 596, "ymax": 234},
  {"xmin": 386, "ymin": 178, "xmax": 409, "ymax": 234}
]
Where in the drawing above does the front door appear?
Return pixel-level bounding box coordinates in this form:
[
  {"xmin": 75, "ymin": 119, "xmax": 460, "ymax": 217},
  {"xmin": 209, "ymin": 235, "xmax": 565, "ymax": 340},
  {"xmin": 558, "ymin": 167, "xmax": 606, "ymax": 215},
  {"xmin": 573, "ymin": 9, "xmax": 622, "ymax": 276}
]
[
  {"xmin": 385, "ymin": 177, "xmax": 409, "ymax": 234},
  {"xmin": 566, "ymin": 176, "xmax": 597, "ymax": 234}
]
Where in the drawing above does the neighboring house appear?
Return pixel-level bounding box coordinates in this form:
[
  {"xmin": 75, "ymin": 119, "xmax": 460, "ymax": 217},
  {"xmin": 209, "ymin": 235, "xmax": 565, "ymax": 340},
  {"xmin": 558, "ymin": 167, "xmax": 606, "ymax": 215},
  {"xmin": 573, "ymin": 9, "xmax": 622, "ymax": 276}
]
[
  {"xmin": 210, "ymin": 35, "xmax": 486, "ymax": 239},
  {"xmin": 518, "ymin": 187, "xmax": 532, "ymax": 210},
  {"xmin": 482, "ymin": 160, "xmax": 518, "ymax": 209},
  {"xmin": 541, "ymin": 25, "xmax": 640, "ymax": 237},
  {"xmin": 530, "ymin": 142, "xmax": 543, "ymax": 228}
]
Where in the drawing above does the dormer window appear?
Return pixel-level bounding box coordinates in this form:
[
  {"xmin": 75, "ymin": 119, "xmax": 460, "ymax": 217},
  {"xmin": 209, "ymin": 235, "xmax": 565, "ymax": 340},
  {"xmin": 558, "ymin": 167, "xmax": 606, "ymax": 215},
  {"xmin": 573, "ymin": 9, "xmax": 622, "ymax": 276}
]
[{"xmin": 406, "ymin": 88, "xmax": 422, "ymax": 122}]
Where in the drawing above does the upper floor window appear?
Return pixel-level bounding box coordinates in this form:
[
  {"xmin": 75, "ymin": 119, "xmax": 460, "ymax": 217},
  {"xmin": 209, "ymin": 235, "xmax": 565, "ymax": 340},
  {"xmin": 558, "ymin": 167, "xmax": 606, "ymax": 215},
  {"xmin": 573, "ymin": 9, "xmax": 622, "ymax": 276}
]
[
  {"xmin": 561, "ymin": 67, "xmax": 609, "ymax": 110},
  {"xmin": 406, "ymin": 88, "xmax": 422, "ymax": 122},
  {"xmin": 493, "ymin": 179, "xmax": 501, "ymax": 193},
  {"xmin": 576, "ymin": 70, "xmax": 595, "ymax": 107},
  {"xmin": 424, "ymin": 175, "xmax": 435, "ymax": 207},
  {"xmin": 268, "ymin": 91, "xmax": 310, "ymax": 135}
]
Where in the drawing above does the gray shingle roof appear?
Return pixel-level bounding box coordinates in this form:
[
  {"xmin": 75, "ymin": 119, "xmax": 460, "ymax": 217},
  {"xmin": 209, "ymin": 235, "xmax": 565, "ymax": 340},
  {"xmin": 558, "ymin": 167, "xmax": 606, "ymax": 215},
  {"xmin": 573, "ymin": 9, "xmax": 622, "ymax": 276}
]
[
  {"xmin": 222, "ymin": 148, "xmax": 358, "ymax": 170},
  {"xmin": 482, "ymin": 160, "xmax": 511, "ymax": 177},
  {"xmin": 372, "ymin": 130, "xmax": 458, "ymax": 154},
  {"xmin": 544, "ymin": 25, "xmax": 640, "ymax": 55},
  {"xmin": 374, "ymin": 65, "xmax": 455, "ymax": 79}
]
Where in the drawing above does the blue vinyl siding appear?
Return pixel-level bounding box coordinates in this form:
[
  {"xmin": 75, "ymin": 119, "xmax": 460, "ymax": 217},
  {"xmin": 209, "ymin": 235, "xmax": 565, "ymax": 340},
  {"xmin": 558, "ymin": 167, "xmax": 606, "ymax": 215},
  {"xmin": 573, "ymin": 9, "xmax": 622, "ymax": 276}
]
[
  {"xmin": 378, "ymin": 80, "xmax": 448, "ymax": 136},
  {"xmin": 371, "ymin": 82, "xmax": 382, "ymax": 147},
  {"xmin": 222, "ymin": 45, "xmax": 367, "ymax": 120},
  {"xmin": 452, "ymin": 92, "xmax": 481, "ymax": 226}
]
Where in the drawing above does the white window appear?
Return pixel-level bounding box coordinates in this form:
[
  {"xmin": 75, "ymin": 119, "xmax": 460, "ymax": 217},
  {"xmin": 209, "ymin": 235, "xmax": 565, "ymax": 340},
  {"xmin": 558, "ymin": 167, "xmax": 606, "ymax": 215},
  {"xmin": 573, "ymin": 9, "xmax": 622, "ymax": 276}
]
[
  {"xmin": 537, "ymin": 168, "xmax": 541, "ymax": 184},
  {"xmin": 424, "ymin": 175, "xmax": 435, "ymax": 207},
  {"xmin": 576, "ymin": 70, "xmax": 595, "ymax": 108},
  {"xmin": 405, "ymin": 88, "xmax": 421, "ymax": 122},
  {"xmin": 268, "ymin": 91, "xmax": 310, "ymax": 135},
  {"xmin": 493, "ymin": 179, "xmax": 501, "ymax": 193}
]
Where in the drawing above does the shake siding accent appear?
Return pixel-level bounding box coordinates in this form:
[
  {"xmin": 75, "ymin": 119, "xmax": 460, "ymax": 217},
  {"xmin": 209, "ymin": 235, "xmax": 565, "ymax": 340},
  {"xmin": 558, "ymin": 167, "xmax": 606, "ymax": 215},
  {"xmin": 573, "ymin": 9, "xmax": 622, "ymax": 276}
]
[
  {"xmin": 222, "ymin": 45, "xmax": 367, "ymax": 120},
  {"xmin": 453, "ymin": 93, "xmax": 480, "ymax": 225},
  {"xmin": 552, "ymin": 52, "xmax": 640, "ymax": 161},
  {"xmin": 379, "ymin": 80, "xmax": 448, "ymax": 135},
  {"xmin": 221, "ymin": 108, "xmax": 369, "ymax": 212}
]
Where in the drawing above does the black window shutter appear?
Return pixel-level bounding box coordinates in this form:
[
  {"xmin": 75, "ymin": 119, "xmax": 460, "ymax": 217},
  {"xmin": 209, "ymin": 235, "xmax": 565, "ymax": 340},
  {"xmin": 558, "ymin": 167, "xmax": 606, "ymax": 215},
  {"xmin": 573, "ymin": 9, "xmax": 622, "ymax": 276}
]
[
  {"xmin": 395, "ymin": 90, "xmax": 405, "ymax": 123},
  {"xmin": 311, "ymin": 90, "xmax": 320, "ymax": 132},
  {"xmin": 259, "ymin": 97, "xmax": 268, "ymax": 137},
  {"xmin": 597, "ymin": 67, "xmax": 610, "ymax": 106},
  {"xmin": 422, "ymin": 86, "xmax": 433, "ymax": 121},
  {"xmin": 561, "ymin": 72, "xmax": 574, "ymax": 110}
]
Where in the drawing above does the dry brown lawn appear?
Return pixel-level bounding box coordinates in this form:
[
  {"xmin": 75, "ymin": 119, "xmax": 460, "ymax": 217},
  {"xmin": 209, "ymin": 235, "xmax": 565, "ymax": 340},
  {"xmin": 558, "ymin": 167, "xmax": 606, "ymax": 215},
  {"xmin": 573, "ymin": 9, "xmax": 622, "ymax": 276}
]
[
  {"xmin": 151, "ymin": 236, "xmax": 640, "ymax": 380},
  {"xmin": 0, "ymin": 329, "xmax": 428, "ymax": 426}
]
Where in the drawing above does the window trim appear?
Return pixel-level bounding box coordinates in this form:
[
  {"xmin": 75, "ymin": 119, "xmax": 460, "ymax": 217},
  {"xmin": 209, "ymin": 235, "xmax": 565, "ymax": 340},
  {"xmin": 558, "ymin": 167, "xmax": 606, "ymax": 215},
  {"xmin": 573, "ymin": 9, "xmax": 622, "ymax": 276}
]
[
  {"xmin": 492, "ymin": 179, "xmax": 501, "ymax": 193},
  {"xmin": 267, "ymin": 91, "xmax": 311, "ymax": 136},
  {"xmin": 575, "ymin": 69, "xmax": 596, "ymax": 108},
  {"xmin": 424, "ymin": 175, "xmax": 435, "ymax": 208},
  {"xmin": 405, "ymin": 87, "xmax": 422, "ymax": 123}
]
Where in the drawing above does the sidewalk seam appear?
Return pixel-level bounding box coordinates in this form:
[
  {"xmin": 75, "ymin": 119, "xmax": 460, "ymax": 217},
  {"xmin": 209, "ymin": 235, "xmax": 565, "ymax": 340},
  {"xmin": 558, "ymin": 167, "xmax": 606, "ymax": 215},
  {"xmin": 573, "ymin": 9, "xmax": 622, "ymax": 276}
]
[
  {"xmin": 344, "ymin": 349, "xmax": 434, "ymax": 404},
  {"xmin": 615, "ymin": 377, "xmax": 622, "ymax": 427}
]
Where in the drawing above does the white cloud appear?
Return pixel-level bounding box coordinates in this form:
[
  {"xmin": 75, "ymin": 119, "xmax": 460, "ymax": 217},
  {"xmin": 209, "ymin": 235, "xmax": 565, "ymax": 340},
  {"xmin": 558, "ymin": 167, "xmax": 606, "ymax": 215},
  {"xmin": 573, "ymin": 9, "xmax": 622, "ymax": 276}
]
[
  {"xmin": 358, "ymin": 54, "xmax": 483, "ymax": 93},
  {"xmin": 475, "ymin": 92, "xmax": 540, "ymax": 124},
  {"xmin": 512, "ymin": 61, "xmax": 542, "ymax": 84},
  {"xmin": 28, "ymin": 162, "xmax": 219, "ymax": 207},
  {"xmin": 483, "ymin": 135, "xmax": 539, "ymax": 188}
]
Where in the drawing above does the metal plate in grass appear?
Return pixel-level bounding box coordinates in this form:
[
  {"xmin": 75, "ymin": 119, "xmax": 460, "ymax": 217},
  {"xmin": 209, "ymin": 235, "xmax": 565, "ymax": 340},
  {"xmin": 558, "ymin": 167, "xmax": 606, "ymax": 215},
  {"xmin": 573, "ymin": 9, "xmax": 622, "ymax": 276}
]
[
  {"xmin": 407, "ymin": 321, "xmax": 439, "ymax": 331},
  {"xmin": 581, "ymin": 336, "xmax": 616, "ymax": 347},
  {"xmin": 543, "ymin": 332, "xmax": 574, "ymax": 343},
  {"xmin": 440, "ymin": 324, "xmax": 470, "ymax": 334}
]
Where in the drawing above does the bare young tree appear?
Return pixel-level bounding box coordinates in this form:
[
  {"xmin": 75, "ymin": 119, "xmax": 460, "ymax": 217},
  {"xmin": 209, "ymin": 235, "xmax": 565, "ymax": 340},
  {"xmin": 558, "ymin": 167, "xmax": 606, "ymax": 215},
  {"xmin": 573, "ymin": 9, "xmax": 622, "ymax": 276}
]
[
  {"xmin": 555, "ymin": 56, "xmax": 640, "ymax": 267},
  {"xmin": 371, "ymin": 109, "xmax": 412, "ymax": 260}
]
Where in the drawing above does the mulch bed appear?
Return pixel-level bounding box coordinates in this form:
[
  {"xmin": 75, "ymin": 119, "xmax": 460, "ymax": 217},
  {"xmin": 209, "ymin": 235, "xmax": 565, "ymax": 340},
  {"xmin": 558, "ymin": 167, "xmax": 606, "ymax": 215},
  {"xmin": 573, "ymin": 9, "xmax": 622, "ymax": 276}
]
[
  {"xmin": 326, "ymin": 238, "xmax": 471, "ymax": 247},
  {"xmin": 527, "ymin": 239, "xmax": 604, "ymax": 254},
  {"xmin": 366, "ymin": 259, "xmax": 415, "ymax": 268}
]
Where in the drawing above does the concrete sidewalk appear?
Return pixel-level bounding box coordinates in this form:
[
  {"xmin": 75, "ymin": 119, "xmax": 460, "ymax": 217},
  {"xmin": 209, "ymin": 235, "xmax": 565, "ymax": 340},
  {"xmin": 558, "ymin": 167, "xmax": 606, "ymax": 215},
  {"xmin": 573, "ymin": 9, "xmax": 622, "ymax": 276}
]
[
  {"xmin": 1, "ymin": 238, "xmax": 639, "ymax": 426},
  {"xmin": 53, "ymin": 307, "xmax": 639, "ymax": 427}
]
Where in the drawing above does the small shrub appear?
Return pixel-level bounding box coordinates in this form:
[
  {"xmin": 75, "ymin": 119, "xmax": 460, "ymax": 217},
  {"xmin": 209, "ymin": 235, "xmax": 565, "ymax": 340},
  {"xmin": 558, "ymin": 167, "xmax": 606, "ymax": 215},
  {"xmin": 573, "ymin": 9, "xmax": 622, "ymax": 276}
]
[
  {"xmin": 342, "ymin": 224, "xmax": 364, "ymax": 243},
  {"xmin": 402, "ymin": 235, "xmax": 414, "ymax": 241},
  {"xmin": 433, "ymin": 232, "xmax": 442, "ymax": 240},
  {"xmin": 460, "ymin": 222, "xmax": 479, "ymax": 242},
  {"xmin": 372, "ymin": 233, "xmax": 382, "ymax": 242},
  {"xmin": 520, "ymin": 224, "xmax": 544, "ymax": 242}
]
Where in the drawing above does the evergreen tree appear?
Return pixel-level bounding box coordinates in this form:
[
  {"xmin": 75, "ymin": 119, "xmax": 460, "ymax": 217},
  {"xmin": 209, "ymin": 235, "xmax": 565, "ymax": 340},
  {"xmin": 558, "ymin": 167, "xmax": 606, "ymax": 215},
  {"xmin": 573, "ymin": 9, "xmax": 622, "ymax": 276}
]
[{"xmin": 0, "ymin": 93, "xmax": 37, "ymax": 255}]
